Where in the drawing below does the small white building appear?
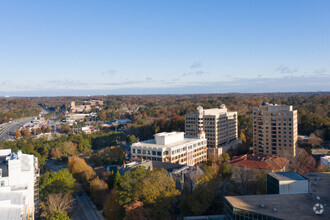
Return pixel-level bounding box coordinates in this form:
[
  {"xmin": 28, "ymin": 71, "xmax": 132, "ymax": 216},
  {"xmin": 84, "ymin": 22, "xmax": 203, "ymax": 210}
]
[
  {"xmin": 320, "ymin": 156, "xmax": 330, "ymax": 168},
  {"xmin": 0, "ymin": 149, "xmax": 39, "ymax": 219},
  {"xmin": 131, "ymin": 131, "xmax": 207, "ymax": 166},
  {"xmin": 267, "ymin": 172, "xmax": 309, "ymax": 195}
]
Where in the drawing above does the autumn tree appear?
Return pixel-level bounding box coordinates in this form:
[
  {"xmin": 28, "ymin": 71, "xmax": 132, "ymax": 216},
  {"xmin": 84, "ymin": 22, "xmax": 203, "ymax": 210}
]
[
  {"xmin": 104, "ymin": 190, "xmax": 122, "ymax": 220},
  {"xmin": 15, "ymin": 129, "xmax": 21, "ymax": 138},
  {"xmin": 68, "ymin": 156, "xmax": 96, "ymax": 184},
  {"xmin": 22, "ymin": 128, "xmax": 30, "ymax": 138},
  {"xmin": 289, "ymin": 148, "xmax": 317, "ymax": 175},
  {"xmin": 90, "ymin": 177, "xmax": 109, "ymax": 208}
]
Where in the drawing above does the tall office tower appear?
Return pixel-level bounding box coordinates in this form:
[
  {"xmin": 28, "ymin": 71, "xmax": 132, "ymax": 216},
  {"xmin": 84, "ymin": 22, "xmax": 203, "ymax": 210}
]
[
  {"xmin": 185, "ymin": 105, "xmax": 238, "ymax": 148},
  {"xmin": 0, "ymin": 149, "xmax": 39, "ymax": 219},
  {"xmin": 253, "ymin": 102, "xmax": 298, "ymax": 159}
]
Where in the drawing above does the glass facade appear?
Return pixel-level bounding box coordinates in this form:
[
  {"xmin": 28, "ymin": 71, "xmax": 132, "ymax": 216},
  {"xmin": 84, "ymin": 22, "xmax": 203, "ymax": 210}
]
[
  {"xmin": 224, "ymin": 198, "xmax": 281, "ymax": 220},
  {"xmin": 266, "ymin": 174, "xmax": 279, "ymax": 194}
]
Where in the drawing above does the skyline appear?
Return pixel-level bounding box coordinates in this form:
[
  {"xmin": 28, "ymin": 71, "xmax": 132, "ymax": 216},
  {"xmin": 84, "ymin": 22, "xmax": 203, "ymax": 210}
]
[{"xmin": 0, "ymin": 0, "xmax": 330, "ymax": 96}]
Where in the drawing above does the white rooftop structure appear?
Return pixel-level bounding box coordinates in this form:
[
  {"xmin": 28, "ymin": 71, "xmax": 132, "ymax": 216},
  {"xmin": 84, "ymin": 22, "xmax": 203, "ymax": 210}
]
[
  {"xmin": 320, "ymin": 156, "xmax": 330, "ymax": 168},
  {"xmin": 154, "ymin": 132, "xmax": 185, "ymax": 145}
]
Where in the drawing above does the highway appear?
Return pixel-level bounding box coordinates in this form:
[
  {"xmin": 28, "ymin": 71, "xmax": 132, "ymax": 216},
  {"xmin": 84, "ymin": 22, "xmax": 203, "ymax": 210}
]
[{"xmin": 0, "ymin": 117, "xmax": 35, "ymax": 141}]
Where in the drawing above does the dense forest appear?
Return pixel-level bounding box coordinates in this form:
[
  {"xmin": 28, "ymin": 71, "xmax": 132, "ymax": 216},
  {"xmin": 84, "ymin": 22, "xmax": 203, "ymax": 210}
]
[{"xmin": 0, "ymin": 98, "xmax": 41, "ymax": 123}]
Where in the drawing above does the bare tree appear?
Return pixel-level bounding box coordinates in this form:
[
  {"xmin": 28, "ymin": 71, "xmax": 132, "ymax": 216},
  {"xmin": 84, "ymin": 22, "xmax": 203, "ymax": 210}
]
[{"xmin": 41, "ymin": 193, "xmax": 74, "ymax": 217}]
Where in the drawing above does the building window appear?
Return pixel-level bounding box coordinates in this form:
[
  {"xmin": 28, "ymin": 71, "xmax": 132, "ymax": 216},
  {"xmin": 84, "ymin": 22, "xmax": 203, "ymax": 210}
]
[
  {"xmin": 137, "ymin": 149, "xmax": 141, "ymax": 154},
  {"xmin": 132, "ymin": 149, "xmax": 136, "ymax": 154}
]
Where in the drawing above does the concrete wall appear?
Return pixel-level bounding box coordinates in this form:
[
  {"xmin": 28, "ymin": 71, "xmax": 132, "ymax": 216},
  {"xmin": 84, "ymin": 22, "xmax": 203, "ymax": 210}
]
[{"xmin": 279, "ymin": 179, "xmax": 309, "ymax": 194}]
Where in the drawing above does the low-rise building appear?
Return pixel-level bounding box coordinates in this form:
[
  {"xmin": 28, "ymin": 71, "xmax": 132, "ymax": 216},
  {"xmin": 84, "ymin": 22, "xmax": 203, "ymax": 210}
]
[
  {"xmin": 0, "ymin": 149, "xmax": 39, "ymax": 219},
  {"xmin": 267, "ymin": 172, "xmax": 309, "ymax": 194},
  {"xmin": 131, "ymin": 131, "xmax": 207, "ymax": 166},
  {"xmin": 224, "ymin": 172, "xmax": 330, "ymax": 220},
  {"xmin": 229, "ymin": 154, "xmax": 289, "ymax": 181}
]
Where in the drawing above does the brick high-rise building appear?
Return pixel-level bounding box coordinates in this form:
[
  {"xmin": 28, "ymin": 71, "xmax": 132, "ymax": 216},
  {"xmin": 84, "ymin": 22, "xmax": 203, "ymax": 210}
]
[{"xmin": 253, "ymin": 102, "xmax": 298, "ymax": 159}]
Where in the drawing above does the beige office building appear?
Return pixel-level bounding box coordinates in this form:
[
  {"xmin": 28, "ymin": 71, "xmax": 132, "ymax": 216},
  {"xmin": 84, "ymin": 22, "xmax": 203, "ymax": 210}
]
[
  {"xmin": 185, "ymin": 105, "xmax": 238, "ymax": 148},
  {"xmin": 131, "ymin": 132, "xmax": 207, "ymax": 166},
  {"xmin": 253, "ymin": 102, "xmax": 298, "ymax": 159}
]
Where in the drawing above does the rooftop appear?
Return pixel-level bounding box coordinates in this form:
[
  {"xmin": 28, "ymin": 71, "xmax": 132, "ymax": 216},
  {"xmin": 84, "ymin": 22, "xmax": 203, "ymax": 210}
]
[
  {"xmin": 119, "ymin": 160, "xmax": 186, "ymax": 175},
  {"xmin": 133, "ymin": 134, "xmax": 203, "ymax": 149},
  {"xmin": 225, "ymin": 172, "xmax": 330, "ymax": 220},
  {"xmin": 268, "ymin": 172, "xmax": 308, "ymax": 181},
  {"xmin": 229, "ymin": 154, "xmax": 289, "ymax": 170}
]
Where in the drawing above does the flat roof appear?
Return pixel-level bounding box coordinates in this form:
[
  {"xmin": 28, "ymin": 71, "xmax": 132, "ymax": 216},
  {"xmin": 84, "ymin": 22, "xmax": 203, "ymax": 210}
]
[
  {"xmin": 0, "ymin": 192, "xmax": 23, "ymax": 205},
  {"xmin": 134, "ymin": 137, "xmax": 204, "ymax": 149},
  {"xmin": 225, "ymin": 172, "xmax": 330, "ymax": 220},
  {"xmin": 268, "ymin": 172, "xmax": 308, "ymax": 181},
  {"xmin": 0, "ymin": 207, "xmax": 22, "ymax": 220}
]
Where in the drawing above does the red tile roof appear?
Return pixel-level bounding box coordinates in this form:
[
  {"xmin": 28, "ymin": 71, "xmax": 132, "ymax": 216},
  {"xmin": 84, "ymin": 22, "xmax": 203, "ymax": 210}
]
[{"xmin": 229, "ymin": 154, "xmax": 289, "ymax": 170}]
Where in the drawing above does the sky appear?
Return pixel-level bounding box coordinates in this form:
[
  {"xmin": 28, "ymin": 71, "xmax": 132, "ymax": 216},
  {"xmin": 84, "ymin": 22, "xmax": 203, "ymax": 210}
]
[{"xmin": 0, "ymin": 0, "xmax": 329, "ymax": 96}]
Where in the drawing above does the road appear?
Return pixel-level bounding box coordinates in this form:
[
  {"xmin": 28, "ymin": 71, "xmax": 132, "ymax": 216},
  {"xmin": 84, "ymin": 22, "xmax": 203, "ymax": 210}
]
[
  {"xmin": 73, "ymin": 192, "xmax": 101, "ymax": 220},
  {"xmin": 46, "ymin": 160, "xmax": 102, "ymax": 220},
  {"xmin": 0, "ymin": 117, "xmax": 35, "ymax": 141}
]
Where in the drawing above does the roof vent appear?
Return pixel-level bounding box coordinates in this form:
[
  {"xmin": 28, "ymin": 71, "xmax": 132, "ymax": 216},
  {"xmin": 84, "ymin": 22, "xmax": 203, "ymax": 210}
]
[
  {"xmin": 273, "ymin": 208, "xmax": 277, "ymax": 212},
  {"xmin": 259, "ymin": 204, "xmax": 265, "ymax": 208}
]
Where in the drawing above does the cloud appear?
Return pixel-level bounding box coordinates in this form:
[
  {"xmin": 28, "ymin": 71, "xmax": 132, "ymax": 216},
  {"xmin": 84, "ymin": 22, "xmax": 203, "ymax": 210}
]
[
  {"xmin": 182, "ymin": 71, "xmax": 207, "ymax": 77},
  {"xmin": 0, "ymin": 81, "xmax": 11, "ymax": 86},
  {"xmin": 101, "ymin": 69, "xmax": 117, "ymax": 75},
  {"xmin": 276, "ymin": 65, "xmax": 298, "ymax": 74},
  {"xmin": 190, "ymin": 61, "xmax": 203, "ymax": 69},
  {"xmin": 314, "ymin": 68, "xmax": 327, "ymax": 74},
  {"xmin": 145, "ymin": 77, "xmax": 152, "ymax": 81}
]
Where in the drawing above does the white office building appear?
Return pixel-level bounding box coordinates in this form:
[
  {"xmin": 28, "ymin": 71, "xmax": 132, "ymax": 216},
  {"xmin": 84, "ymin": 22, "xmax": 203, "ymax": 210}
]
[
  {"xmin": 0, "ymin": 149, "xmax": 39, "ymax": 219},
  {"xmin": 131, "ymin": 132, "xmax": 207, "ymax": 166},
  {"xmin": 185, "ymin": 105, "xmax": 239, "ymax": 156}
]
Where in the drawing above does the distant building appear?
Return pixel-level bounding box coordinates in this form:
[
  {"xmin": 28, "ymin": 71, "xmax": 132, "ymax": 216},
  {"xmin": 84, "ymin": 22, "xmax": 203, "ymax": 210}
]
[
  {"xmin": 70, "ymin": 101, "xmax": 91, "ymax": 113},
  {"xmin": 267, "ymin": 172, "xmax": 309, "ymax": 194},
  {"xmin": 0, "ymin": 149, "xmax": 39, "ymax": 219},
  {"xmin": 185, "ymin": 105, "xmax": 238, "ymax": 155},
  {"xmin": 229, "ymin": 154, "xmax": 289, "ymax": 181},
  {"xmin": 224, "ymin": 172, "xmax": 330, "ymax": 219},
  {"xmin": 320, "ymin": 156, "xmax": 330, "ymax": 168},
  {"xmin": 83, "ymin": 100, "xmax": 103, "ymax": 107},
  {"xmin": 253, "ymin": 103, "xmax": 298, "ymax": 159},
  {"xmin": 131, "ymin": 131, "xmax": 207, "ymax": 166}
]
